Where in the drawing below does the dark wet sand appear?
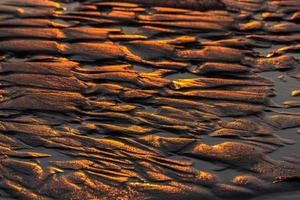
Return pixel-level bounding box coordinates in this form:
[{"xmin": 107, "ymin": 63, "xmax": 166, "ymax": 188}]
[{"xmin": 0, "ymin": 0, "xmax": 300, "ymax": 199}]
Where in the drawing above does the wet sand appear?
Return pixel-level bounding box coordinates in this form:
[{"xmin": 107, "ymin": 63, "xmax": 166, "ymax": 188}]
[{"xmin": 0, "ymin": 0, "xmax": 300, "ymax": 199}]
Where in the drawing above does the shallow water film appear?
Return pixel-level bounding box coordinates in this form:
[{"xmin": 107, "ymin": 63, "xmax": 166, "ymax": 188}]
[{"xmin": 0, "ymin": 0, "xmax": 300, "ymax": 199}]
